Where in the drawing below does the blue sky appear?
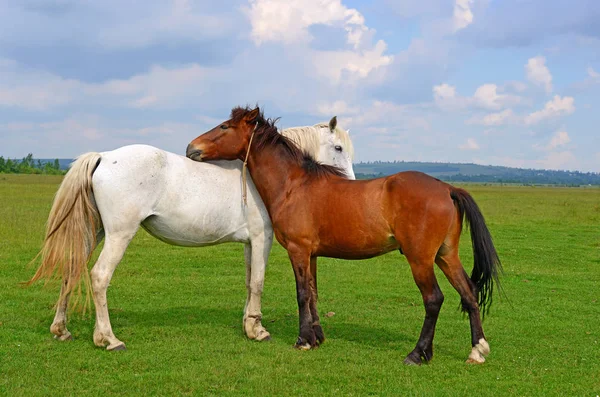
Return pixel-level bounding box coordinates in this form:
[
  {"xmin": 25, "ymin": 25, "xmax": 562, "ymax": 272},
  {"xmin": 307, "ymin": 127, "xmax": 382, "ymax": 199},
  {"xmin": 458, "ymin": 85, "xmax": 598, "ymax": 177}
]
[{"xmin": 1, "ymin": 0, "xmax": 599, "ymax": 172}]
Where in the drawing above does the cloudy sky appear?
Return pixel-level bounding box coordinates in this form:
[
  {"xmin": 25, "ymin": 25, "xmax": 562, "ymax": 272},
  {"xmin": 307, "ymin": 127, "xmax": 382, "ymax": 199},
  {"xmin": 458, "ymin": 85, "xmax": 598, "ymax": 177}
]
[{"xmin": 1, "ymin": 0, "xmax": 599, "ymax": 172}]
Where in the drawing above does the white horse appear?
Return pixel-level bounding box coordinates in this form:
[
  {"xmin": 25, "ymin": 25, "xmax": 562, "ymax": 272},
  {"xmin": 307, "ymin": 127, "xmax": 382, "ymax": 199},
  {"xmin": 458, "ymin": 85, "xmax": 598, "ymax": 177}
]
[{"xmin": 29, "ymin": 117, "xmax": 354, "ymax": 350}]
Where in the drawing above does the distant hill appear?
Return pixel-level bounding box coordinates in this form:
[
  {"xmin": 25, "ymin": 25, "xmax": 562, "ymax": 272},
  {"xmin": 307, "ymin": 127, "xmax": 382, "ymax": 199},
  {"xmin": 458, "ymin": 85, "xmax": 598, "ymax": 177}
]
[
  {"xmin": 354, "ymin": 161, "xmax": 600, "ymax": 186},
  {"xmin": 38, "ymin": 158, "xmax": 600, "ymax": 186}
]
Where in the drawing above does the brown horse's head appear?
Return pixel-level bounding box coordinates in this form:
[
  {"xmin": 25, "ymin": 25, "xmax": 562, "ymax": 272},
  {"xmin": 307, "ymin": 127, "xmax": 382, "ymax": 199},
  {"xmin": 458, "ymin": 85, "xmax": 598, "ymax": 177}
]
[{"xmin": 186, "ymin": 107, "xmax": 261, "ymax": 162}]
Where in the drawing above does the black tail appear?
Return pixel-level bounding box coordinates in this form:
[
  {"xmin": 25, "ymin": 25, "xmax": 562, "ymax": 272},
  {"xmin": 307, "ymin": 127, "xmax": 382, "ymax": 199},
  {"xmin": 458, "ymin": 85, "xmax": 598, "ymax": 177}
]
[{"xmin": 451, "ymin": 188, "xmax": 502, "ymax": 317}]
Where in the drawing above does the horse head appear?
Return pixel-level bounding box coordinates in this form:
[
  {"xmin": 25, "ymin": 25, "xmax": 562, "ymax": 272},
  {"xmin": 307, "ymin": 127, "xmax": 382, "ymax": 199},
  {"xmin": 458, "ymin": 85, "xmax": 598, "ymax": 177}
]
[
  {"xmin": 187, "ymin": 107, "xmax": 261, "ymax": 162},
  {"xmin": 315, "ymin": 116, "xmax": 355, "ymax": 180}
]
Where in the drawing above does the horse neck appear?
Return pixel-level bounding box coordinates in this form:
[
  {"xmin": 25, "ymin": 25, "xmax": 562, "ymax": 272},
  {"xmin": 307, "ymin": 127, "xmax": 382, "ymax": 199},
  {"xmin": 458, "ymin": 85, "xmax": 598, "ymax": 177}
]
[
  {"xmin": 246, "ymin": 144, "xmax": 302, "ymax": 212},
  {"xmin": 280, "ymin": 127, "xmax": 320, "ymax": 161}
]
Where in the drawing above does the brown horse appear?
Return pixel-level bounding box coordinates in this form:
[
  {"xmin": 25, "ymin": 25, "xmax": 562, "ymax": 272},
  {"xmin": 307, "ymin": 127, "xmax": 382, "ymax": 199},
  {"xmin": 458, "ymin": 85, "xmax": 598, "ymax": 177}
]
[{"xmin": 186, "ymin": 106, "xmax": 502, "ymax": 365}]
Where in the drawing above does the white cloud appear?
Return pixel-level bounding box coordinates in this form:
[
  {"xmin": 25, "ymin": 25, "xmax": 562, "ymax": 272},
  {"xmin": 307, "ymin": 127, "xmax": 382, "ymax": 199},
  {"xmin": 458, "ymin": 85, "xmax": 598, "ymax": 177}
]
[
  {"xmin": 244, "ymin": 0, "xmax": 392, "ymax": 84},
  {"xmin": 525, "ymin": 56, "xmax": 553, "ymax": 93},
  {"xmin": 459, "ymin": 138, "xmax": 480, "ymax": 150},
  {"xmin": 533, "ymin": 130, "xmax": 572, "ymax": 151},
  {"xmin": 433, "ymin": 83, "xmax": 457, "ymax": 101},
  {"xmin": 316, "ymin": 100, "xmax": 358, "ymax": 116},
  {"xmin": 0, "ymin": 115, "xmax": 205, "ymax": 157},
  {"xmin": 433, "ymin": 83, "xmax": 466, "ymax": 110},
  {"xmin": 587, "ymin": 66, "xmax": 600, "ymax": 87},
  {"xmin": 313, "ymin": 40, "xmax": 393, "ymax": 82},
  {"xmin": 473, "ymin": 84, "xmax": 500, "ymax": 109},
  {"xmin": 472, "ymin": 83, "xmax": 523, "ymax": 110},
  {"xmin": 467, "ymin": 109, "xmax": 516, "ymax": 126},
  {"xmin": 109, "ymin": 64, "xmax": 217, "ymax": 109},
  {"xmin": 0, "ymin": 60, "xmax": 228, "ymax": 111},
  {"xmin": 453, "ymin": 0, "xmax": 475, "ymax": 31},
  {"xmin": 341, "ymin": 100, "xmax": 432, "ymax": 138},
  {"xmin": 548, "ymin": 130, "xmax": 571, "ymax": 149},
  {"xmin": 525, "ymin": 95, "xmax": 575, "ymax": 125},
  {"xmin": 0, "ymin": 59, "xmax": 80, "ymax": 110},
  {"xmin": 131, "ymin": 95, "xmax": 159, "ymax": 108},
  {"xmin": 246, "ymin": 0, "xmax": 369, "ymax": 48},
  {"xmin": 434, "ymin": 82, "xmax": 524, "ymax": 111}
]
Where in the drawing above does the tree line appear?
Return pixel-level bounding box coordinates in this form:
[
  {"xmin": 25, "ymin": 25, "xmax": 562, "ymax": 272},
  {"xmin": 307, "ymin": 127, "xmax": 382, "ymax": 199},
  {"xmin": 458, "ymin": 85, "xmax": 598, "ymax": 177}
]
[
  {"xmin": 355, "ymin": 161, "xmax": 600, "ymax": 186},
  {"xmin": 0, "ymin": 154, "xmax": 65, "ymax": 175},
  {"xmin": 356, "ymin": 171, "xmax": 600, "ymax": 186}
]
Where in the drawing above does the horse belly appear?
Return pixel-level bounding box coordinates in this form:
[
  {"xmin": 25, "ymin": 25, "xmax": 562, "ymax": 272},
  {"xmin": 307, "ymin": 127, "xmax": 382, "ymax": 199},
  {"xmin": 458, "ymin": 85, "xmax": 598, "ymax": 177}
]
[
  {"xmin": 142, "ymin": 213, "xmax": 249, "ymax": 247},
  {"xmin": 317, "ymin": 242, "xmax": 399, "ymax": 260},
  {"xmin": 143, "ymin": 156, "xmax": 253, "ymax": 246},
  {"xmin": 316, "ymin": 230, "xmax": 399, "ymax": 260}
]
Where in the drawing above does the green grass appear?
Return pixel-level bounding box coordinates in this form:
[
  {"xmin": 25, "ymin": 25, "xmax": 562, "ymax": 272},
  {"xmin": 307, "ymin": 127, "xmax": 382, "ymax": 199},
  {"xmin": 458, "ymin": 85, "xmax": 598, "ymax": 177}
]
[{"xmin": 1, "ymin": 174, "xmax": 599, "ymax": 396}]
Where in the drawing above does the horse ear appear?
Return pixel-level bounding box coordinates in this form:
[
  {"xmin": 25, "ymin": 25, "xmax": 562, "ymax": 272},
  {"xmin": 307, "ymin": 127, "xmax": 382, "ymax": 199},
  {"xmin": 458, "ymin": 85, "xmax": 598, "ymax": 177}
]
[
  {"xmin": 245, "ymin": 107, "xmax": 260, "ymax": 123},
  {"xmin": 329, "ymin": 116, "xmax": 337, "ymax": 132}
]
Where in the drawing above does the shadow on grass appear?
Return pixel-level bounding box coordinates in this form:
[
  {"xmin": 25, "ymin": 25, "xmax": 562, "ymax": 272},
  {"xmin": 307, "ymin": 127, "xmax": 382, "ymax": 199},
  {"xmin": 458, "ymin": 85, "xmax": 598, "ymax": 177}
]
[
  {"xmin": 109, "ymin": 305, "xmax": 244, "ymax": 331},
  {"xmin": 32, "ymin": 305, "xmax": 470, "ymax": 362},
  {"xmin": 89, "ymin": 305, "xmax": 420, "ymax": 351},
  {"xmin": 325, "ymin": 321, "xmax": 415, "ymax": 349}
]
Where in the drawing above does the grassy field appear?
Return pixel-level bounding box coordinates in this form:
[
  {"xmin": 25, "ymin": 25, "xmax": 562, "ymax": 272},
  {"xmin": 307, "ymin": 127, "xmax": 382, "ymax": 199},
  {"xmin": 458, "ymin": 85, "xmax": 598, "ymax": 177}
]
[{"xmin": 1, "ymin": 174, "xmax": 598, "ymax": 396}]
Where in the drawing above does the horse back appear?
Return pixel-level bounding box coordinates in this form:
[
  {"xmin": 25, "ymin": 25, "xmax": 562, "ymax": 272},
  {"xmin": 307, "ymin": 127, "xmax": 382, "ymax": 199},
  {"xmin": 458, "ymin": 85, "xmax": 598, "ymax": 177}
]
[{"xmin": 92, "ymin": 145, "xmax": 270, "ymax": 246}]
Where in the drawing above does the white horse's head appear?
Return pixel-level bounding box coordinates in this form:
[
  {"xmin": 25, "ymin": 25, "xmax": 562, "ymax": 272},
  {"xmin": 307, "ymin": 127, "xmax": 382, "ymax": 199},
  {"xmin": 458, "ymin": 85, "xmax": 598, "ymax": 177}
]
[
  {"xmin": 315, "ymin": 116, "xmax": 355, "ymax": 180},
  {"xmin": 281, "ymin": 116, "xmax": 356, "ymax": 179}
]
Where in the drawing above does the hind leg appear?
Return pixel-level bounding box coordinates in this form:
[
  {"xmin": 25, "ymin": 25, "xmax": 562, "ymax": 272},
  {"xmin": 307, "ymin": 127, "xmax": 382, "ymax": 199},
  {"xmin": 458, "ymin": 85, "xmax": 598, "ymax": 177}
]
[
  {"xmin": 436, "ymin": 252, "xmax": 489, "ymax": 364},
  {"xmin": 51, "ymin": 229, "xmax": 104, "ymax": 341},
  {"xmin": 309, "ymin": 257, "xmax": 324, "ymax": 345},
  {"xmin": 403, "ymin": 255, "xmax": 445, "ymax": 365},
  {"xmin": 50, "ymin": 280, "xmax": 72, "ymax": 341},
  {"xmin": 91, "ymin": 230, "xmax": 136, "ymax": 351},
  {"xmin": 242, "ymin": 237, "xmax": 271, "ymax": 341}
]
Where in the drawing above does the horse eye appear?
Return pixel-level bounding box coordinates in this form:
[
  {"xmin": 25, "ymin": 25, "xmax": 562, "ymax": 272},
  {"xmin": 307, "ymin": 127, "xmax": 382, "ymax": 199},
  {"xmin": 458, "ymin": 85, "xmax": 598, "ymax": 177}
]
[
  {"xmin": 334, "ymin": 145, "xmax": 343, "ymax": 152},
  {"xmin": 220, "ymin": 124, "xmax": 228, "ymax": 130}
]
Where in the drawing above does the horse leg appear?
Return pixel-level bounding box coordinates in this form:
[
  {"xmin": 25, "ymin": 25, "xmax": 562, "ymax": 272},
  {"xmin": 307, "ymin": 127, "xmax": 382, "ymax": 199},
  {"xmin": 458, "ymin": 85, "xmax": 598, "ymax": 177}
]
[
  {"xmin": 242, "ymin": 239, "xmax": 271, "ymax": 341},
  {"xmin": 436, "ymin": 252, "xmax": 489, "ymax": 364},
  {"xmin": 50, "ymin": 277, "xmax": 72, "ymax": 341},
  {"xmin": 91, "ymin": 231, "xmax": 136, "ymax": 351},
  {"xmin": 51, "ymin": 228, "xmax": 104, "ymax": 341},
  {"xmin": 309, "ymin": 256, "xmax": 324, "ymax": 345},
  {"xmin": 287, "ymin": 244, "xmax": 317, "ymax": 349},
  {"xmin": 403, "ymin": 255, "xmax": 444, "ymax": 365}
]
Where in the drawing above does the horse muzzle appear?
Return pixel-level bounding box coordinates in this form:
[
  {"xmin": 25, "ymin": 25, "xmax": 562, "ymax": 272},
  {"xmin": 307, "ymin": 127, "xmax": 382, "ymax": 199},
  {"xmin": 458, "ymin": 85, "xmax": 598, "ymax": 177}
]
[{"xmin": 186, "ymin": 144, "xmax": 204, "ymax": 161}]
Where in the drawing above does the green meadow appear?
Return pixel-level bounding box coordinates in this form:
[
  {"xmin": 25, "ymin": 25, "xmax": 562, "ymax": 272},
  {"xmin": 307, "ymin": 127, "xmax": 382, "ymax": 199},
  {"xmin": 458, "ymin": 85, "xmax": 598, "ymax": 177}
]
[{"xmin": 0, "ymin": 174, "xmax": 598, "ymax": 396}]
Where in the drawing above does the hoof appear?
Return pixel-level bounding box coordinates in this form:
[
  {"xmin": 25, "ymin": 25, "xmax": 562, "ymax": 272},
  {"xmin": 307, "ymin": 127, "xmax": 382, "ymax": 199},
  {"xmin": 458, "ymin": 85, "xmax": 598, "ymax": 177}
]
[
  {"xmin": 403, "ymin": 356, "xmax": 422, "ymax": 366},
  {"xmin": 295, "ymin": 342, "xmax": 312, "ymax": 351},
  {"xmin": 54, "ymin": 333, "xmax": 73, "ymax": 342},
  {"xmin": 466, "ymin": 357, "xmax": 485, "ymax": 364},
  {"xmin": 255, "ymin": 330, "xmax": 271, "ymax": 342},
  {"xmin": 466, "ymin": 338, "xmax": 489, "ymax": 364},
  {"xmin": 107, "ymin": 343, "xmax": 127, "ymax": 351}
]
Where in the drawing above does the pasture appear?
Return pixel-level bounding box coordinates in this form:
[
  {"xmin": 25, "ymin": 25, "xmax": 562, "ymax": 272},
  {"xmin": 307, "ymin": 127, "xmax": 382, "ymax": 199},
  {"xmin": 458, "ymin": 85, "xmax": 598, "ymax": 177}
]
[{"xmin": 1, "ymin": 174, "xmax": 598, "ymax": 395}]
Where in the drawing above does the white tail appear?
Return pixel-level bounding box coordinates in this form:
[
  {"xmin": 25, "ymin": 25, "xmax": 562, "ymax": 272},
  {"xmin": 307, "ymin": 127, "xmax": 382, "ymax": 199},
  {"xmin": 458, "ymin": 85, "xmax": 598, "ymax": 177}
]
[{"xmin": 28, "ymin": 152, "xmax": 102, "ymax": 311}]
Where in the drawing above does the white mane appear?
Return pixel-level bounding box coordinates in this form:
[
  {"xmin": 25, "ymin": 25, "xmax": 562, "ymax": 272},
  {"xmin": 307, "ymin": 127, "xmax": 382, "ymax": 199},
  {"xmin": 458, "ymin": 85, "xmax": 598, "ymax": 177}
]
[{"xmin": 281, "ymin": 123, "xmax": 355, "ymax": 160}]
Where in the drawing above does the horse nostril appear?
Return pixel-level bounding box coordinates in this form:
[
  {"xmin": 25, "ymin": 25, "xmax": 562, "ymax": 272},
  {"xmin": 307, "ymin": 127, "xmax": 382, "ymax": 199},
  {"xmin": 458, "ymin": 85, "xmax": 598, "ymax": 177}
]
[{"xmin": 186, "ymin": 144, "xmax": 203, "ymax": 160}]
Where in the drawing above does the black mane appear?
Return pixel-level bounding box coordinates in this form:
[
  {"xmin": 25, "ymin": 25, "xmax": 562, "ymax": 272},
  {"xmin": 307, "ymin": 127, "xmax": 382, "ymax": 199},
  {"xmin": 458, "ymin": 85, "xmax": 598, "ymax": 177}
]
[{"xmin": 230, "ymin": 106, "xmax": 347, "ymax": 178}]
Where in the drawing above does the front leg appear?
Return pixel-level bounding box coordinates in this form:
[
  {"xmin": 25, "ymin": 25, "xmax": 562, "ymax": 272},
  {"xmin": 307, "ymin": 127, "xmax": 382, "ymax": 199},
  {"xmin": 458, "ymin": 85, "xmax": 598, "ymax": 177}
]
[
  {"xmin": 287, "ymin": 244, "xmax": 318, "ymax": 349},
  {"xmin": 242, "ymin": 240, "xmax": 271, "ymax": 341}
]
